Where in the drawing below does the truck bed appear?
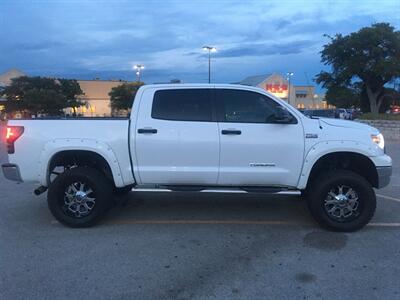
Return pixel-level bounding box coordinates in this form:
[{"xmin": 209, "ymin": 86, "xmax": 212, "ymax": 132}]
[{"xmin": 6, "ymin": 119, "xmax": 134, "ymax": 186}]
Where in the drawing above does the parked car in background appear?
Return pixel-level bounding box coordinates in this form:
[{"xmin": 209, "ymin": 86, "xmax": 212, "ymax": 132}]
[
  {"xmin": 347, "ymin": 108, "xmax": 361, "ymax": 120},
  {"xmin": 303, "ymin": 108, "xmax": 358, "ymax": 120},
  {"xmin": 390, "ymin": 105, "xmax": 400, "ymax": 114},
  {"xmin": 336, "ymin": 108, "xmax": 352, "ymax": 119}
]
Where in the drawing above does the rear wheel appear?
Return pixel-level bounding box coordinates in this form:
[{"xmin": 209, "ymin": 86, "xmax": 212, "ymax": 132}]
[
  {"xmin": 307, "ymin": 170, "xmax": 376, "ymax": 232},
  {"xmin": 47, "ymin": 167, "xmax": 113, "ymax": 227}
]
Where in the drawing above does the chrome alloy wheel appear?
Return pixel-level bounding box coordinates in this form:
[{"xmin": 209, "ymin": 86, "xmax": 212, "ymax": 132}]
[
  {"xmin": 324, "ymin": 185, "xmax": 360, "ymax": 221},
  {"xmin": 63, "ymin": 182, "xmax": 96, "ymax": 218}
]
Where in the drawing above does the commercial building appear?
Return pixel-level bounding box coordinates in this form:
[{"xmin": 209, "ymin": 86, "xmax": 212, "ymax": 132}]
[
  {"xmin": 239, "ymin": 73, "xmax": 330, "ymax": 109},
  {"xmin": 0, "ymin": 69, "xmax": 131, "ymax": 117},
  {"xmin": 0, "ymin": 69, "xmax": 25, "ymax": 87},
  {"xmin": 0, "ymin": 69, "xmax": 25, "ymax": 116},
  {"xmin": 1, "ymin": 69, "xmax": 331, "ymax": 118},
  {"xmin": 70, "ymin": 79, "xmax": 130, "ymax": 117}
]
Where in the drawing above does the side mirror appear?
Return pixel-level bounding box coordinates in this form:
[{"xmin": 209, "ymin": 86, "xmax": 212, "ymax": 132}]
[{"xmin": 272, "ymin": 108, "xmax": 293, "ymax": 124}]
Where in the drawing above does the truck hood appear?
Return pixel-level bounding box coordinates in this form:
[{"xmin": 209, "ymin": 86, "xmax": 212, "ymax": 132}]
[{"xmin": 319, "ymin": 118, "xmax": 379, "ymax": 133}]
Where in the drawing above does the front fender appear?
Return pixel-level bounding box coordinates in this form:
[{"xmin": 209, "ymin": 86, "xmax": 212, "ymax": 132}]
[
  {"xmin": 39, "ymin": 138, "xmax": 125, "ymax": 187},
  {"xmin": 297, "ymin": 140, "xmax": 377, "ymax": 189}
]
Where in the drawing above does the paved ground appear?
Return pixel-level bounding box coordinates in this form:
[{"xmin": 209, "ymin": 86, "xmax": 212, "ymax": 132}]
[{"xmin": 0, "ymin": 122, "xmax": 399, "ymax": 300}]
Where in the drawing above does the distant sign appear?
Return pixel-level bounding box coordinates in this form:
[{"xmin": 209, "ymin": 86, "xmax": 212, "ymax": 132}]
[
  {"xmin": 264, "ymin": 83, "xmax": 289, "ymax": 99},
  {"xmin": 266, "ymin": 83, "xmax": 288, "ymax": 93}
]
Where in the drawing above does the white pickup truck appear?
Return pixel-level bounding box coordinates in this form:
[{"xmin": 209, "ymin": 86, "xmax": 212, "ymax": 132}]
[{"xmin": 2, "ymin": 84, "xmax": 392, "ymax": 231}]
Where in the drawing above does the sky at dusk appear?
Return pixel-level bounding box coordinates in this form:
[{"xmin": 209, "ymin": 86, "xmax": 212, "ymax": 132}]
[{"xmin": 0, "ymin": 0, "xmax": 399, "ymax": 88}]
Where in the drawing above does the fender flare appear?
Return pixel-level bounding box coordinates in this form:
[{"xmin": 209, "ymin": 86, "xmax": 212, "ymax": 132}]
[
  {"xmin": 297, "ymin": 140, "xmax": 377, "ymax": 189},
  {"xmin": 39, "ymin": 138, "xmax": 124, "ymax": 187}
]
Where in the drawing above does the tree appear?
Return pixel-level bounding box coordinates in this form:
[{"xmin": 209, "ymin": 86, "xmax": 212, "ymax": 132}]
[
  {"xmin": 109, "ymin": 82, "xmax": 144, "ymax": 111},
  {"xmin": 58, "ymin": 78, "xmax": 84, "ymax": 105},
  {"xmin": 3, "ymin": 76, "xmax": 84, "ymax": 116},
  {"xmin": 324, "ymin": 85, "xmax": 361, "ymax": 109},
  {"xmin": 316, "ymin": 23, "xmax": 400, "ymax": 113}
]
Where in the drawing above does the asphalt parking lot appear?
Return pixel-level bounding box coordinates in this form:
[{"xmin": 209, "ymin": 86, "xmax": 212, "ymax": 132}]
[{"xmin": 0, "ymin": 122, "xmax": 399, "ymax": 300}]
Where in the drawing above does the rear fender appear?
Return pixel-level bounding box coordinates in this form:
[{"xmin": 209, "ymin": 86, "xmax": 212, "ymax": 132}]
[{"xmin": 39, "ymin": 138, "xmax": 124, "ymax": 187}]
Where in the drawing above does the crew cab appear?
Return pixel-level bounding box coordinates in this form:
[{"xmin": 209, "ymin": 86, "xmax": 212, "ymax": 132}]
[{"xmin": 2, "ymin": 84, "xmax": 392, "ymax": 231}]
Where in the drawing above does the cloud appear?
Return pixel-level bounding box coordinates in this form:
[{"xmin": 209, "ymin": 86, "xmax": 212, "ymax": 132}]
[
  {"xmin": 11, "ymin": 41, "xmax": 65, "ymax": 52},
  {"xmin": 0, "ymin": 0, "xmax": 398, "ymax": 87},
  {"xmin": 211, "ymin": 40, "xmax": 316, "ymax": 58}
]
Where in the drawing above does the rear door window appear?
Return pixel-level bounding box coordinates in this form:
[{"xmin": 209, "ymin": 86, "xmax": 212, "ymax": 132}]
[{"xmin": 152, "ymin": 89, "xmax": 212, "ymax": 122}]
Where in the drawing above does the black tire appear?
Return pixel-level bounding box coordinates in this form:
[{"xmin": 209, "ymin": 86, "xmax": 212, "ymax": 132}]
[
  {"xmin": 47, "ymin": 167, "xmax": 113, "ymax": 228},
  {"xmin": 307, "ymin": 170, "xmax": 376, "ymax": 232}
]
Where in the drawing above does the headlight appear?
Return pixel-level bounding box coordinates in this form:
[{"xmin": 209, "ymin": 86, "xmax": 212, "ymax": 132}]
[{"xmin": 371, "ymin": 133, "xmax": 385, "ymax": 150}]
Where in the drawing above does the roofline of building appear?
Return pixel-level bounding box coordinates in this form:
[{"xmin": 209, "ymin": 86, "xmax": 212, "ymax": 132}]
[{"xmin": 77, "ymin": 79, "xmax": 132, "ymax": 83}]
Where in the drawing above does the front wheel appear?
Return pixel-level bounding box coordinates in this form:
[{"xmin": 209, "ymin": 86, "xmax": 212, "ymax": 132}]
[
  {"xmin": 47, "ymin": 167, "xmax": 113, "ymax": 228},
  {"xmin": 307, "ymin": 170, "xmax": 376, "ymax": 232}
]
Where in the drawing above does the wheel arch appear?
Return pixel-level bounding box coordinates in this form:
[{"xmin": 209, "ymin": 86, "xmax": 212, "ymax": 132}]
[
  {"xmin": 40, "ymin": 139, "xmax": 125, "ymax": 187},
  {"xmin": 300, "ymin": 151, "xmax": 378, "ymax": 190}
]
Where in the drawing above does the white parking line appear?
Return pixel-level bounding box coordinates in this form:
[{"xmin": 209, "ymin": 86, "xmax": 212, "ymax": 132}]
[
  {"xmin": 108, "ymin": 219, "xmax": 299, "ymax": 225},
  {"xmin": 368, "ymin": 222, "xmax": 400, "ymax": 227},
  {"xmin": 50, "ymin": 218, "xmax": 400, "ymax": 228},
  {"xmin": 103, "ymin": 219, "xmax": 400, "ymax": 228},
  {"xmin": 377, "ymin": 194, "xmax": 400, "ymax": 203}
]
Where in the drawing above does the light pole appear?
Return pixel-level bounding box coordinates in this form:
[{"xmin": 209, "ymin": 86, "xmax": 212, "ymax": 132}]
[
  {"xmin": 286, "ymin": 72, "xmax": 294, "ymax": 105},
  {"xmin": 133, "ymin": 64, "xmax": 145, "ymax": 82},
  {"xmin": 202, "ymin": 46, "xmax": 217, "ymax": 83}
]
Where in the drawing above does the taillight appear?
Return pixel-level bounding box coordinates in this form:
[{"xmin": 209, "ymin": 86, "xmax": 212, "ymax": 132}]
[{"xmin": 6, "ymin": 126, "xmax": 24, "ymax": 154}]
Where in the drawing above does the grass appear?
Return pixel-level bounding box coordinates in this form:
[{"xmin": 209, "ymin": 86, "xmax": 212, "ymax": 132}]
[{"xmin": 358, "ymin": 113, "xmax": 400, "ymax": 121}]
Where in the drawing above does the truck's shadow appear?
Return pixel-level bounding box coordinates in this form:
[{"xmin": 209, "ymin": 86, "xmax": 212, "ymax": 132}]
[{"xmin": 106, "ymin": 192, "xmax": 313, "ymax": 225}]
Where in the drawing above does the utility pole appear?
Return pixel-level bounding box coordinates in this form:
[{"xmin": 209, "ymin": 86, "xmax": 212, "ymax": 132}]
[
  {"xmin": 202, "ymin": 46, "xmax": 217, "ymax": 83},
  {"xmin": 286, "ymin": 72, "xmax": 294, "ymax": 105},
  {"xmin": 134, "ymin": 64, "xmax": 145, "ymax": 82}
]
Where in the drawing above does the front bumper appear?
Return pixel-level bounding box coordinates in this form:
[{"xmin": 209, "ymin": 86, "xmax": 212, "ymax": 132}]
[
  {"xmin": 1, "ymin": 163, "xmax": 23, "ymax": 182},
  {"xmin": 376, "ymin": 166, "xmax": 392, "ymax": 189}
]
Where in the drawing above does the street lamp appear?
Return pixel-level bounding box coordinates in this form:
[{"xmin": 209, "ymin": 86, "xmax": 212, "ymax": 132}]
[
  {"xmin": 286, "ymin": 72, "xmax": 294, "ymax": 105},
  {"xmin": 133, "ymin": 64, "xmax": 145, "ymax": 82},
  {"xmin": 202, "ymin": 46, "xmax": 217, "ymax": 83}
]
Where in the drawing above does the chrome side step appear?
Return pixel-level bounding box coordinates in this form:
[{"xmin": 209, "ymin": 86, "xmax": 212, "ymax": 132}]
[{"xmin": 130, "ymin": 186, "xmax": 301, "ymax": 195}]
